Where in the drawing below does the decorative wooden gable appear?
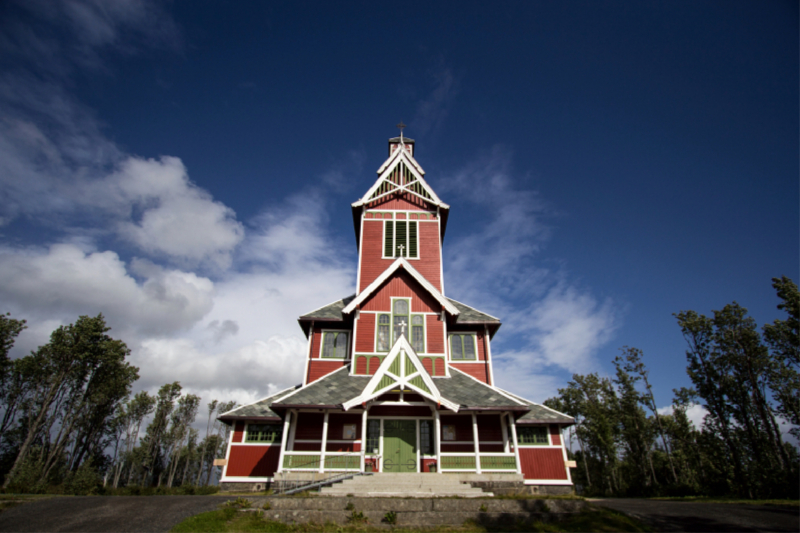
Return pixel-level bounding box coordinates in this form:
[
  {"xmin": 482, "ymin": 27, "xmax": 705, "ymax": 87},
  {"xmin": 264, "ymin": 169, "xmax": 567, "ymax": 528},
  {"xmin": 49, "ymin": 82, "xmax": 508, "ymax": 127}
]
[
  {"xmin": 342, "ymin": 335, "xmax": 459, "ymax": 412},
  {"xmin": 352, "ymin": 141, "xmax": 449, "ymax": 210}
]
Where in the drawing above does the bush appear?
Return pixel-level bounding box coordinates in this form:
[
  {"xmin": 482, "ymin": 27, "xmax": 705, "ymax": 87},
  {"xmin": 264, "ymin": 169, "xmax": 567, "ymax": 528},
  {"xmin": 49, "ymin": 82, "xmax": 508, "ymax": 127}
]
[
  {"xmin": 63, "ymin": 460, "xmax": 100, "ymax": 495},
  {"xmin": 4, "ymin": 454, "xmax": 47, "ymax": 494}
]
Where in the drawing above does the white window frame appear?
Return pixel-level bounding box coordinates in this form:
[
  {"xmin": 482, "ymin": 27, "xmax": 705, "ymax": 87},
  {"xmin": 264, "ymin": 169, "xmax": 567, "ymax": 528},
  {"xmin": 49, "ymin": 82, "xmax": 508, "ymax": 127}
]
[
  {"xmin": 242, "ymin": 422, "xmax": 284, "ymax": 446},
  {"xmin": 448, "ymin": 333, "xmax": 478, "ymax": 361},
  {"xmin": 382, "ymin": 219, "xmax": 419, "ymax": 260},
  {"xmin": 319, "ymin": 329, "xmax": 351, "ymax": 360}
]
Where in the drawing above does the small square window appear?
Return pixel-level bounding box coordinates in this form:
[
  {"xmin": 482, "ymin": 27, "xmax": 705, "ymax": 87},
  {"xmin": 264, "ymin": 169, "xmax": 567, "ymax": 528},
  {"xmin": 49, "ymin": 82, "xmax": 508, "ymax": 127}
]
[
  {"xmin": 342, "ymin": 423, "xmax": 357, "ymax": 440},
  {"xmin": 442, "ymin": 425, "xmax": 456, "ymax": 441},
  {"xmin": 322, "ymin": 331, "xmax": 349, "ymax": 358},
  {"xmin": 518, "ymin": 426, "xmax": 549, "ymax": 445}
]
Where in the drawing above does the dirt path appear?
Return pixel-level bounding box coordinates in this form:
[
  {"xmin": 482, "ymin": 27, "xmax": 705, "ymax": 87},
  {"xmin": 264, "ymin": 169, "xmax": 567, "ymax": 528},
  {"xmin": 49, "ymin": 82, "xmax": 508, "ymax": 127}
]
[
  {"xmin": 0, "ymin": 495, "xmax": 232, "ymax": 532},
  {"xmin": 589, "ymin": 498, "xmax": 799, "ymax": 532}
]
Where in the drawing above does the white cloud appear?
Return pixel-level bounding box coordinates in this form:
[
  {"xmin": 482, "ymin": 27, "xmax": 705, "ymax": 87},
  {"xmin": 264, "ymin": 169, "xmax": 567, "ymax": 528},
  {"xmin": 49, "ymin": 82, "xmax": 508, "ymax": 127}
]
[
  {"xmin": 0, "ymin": 243, "xmax": 215, "ymax": 355},
  {"xmin": 412, "ymin": 63, "xmax": 459, "ymax": 137},
  {"xmin": 441, "ymin": 147, "xmax": 619, "ymax": 395}
]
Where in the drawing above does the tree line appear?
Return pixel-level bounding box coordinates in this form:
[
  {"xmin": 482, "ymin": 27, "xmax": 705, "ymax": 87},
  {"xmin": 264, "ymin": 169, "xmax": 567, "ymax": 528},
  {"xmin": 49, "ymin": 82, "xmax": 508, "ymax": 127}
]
[
  {"xmin": 0, "ymin": 314, "xmax": 236, "ymax": 493},
  {"xmin": 545, "ymin": 276, "xmax": 799, "ymax": 499}
]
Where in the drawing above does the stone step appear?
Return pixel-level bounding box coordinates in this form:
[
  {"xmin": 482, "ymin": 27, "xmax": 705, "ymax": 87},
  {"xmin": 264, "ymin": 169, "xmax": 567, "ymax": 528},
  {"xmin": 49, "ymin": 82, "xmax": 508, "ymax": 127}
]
[
  {"xmin": 254, "ymin": 509, "xmax": 578, "ymax": 526},
  {"xmin": 250, "ymin": 496, "xmax": 586, "ymax": 513}
]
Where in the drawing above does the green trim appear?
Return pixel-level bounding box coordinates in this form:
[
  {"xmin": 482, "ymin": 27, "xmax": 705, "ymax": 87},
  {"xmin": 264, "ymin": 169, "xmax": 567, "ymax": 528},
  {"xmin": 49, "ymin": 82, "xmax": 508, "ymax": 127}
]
[
  {"xmin": 404, "ymin": 353, "xmax": 415, "ymax": 377},
  {"xmin": 245, "ymin": 423, "xmax": 283, "ymax": 443},
  {"xmin": 480, "ymin": 455, "xmax": 517, "ymax": 470},
  {"xmin": 283, "ymin": 454, "xmax": 321, "ymax": 469},
  {"xmin": 409, "ymin": 375, "xmax": 430, "ymax": 394},
  {"xmin": 518, "ymin": 426, "xmax": 549, "ymax": 445},
  {"xmin": 322, "ymin": 331, "xmax": 349, "ymax": 359},
  {"xmin": 450, "ymin": 333, "xmax": 477, "ymax": 361},
  {"xmin": 377, "ymin": 374, "xmax": 396, "ymax": 390},
  {"xmin": 441, "ymin": 456, "xmax": 476, "ymax": 470},
  {"xmin": 411, "ymin": 314, "xmax": 425, "ymax": 353},
  {"xmin": 384, "ymin": 220, "xmax": 394, "ymax": 257},
  {"xmin": 324, "ymin": 455, "xmax": 360, "ymax": 469},
  {"xmin": 388, "ymin": 355, "xmax": 401, "ymax": 376}
]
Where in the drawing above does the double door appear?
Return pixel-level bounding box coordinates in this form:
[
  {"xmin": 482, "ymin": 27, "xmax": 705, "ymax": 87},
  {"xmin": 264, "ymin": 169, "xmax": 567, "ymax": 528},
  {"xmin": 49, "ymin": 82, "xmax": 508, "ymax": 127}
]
[{"xmin": 382, "ymin": 419, "xmax": 417, "ymax": 472}]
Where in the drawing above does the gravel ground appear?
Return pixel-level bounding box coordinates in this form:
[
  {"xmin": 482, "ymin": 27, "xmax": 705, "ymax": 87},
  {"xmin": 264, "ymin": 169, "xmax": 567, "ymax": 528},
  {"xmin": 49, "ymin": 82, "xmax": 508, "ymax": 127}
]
[
  {"xmin": 0, "ymin": 495, "xmax": 233, "ymax": 533},
  {"xmin": 588, "ymin": 498, "xmax": 800, "ymax": 532}
]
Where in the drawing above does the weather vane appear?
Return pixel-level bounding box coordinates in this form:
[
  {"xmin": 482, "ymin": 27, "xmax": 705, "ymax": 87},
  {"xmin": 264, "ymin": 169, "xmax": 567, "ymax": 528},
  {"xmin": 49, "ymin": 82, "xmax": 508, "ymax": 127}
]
[{"xmin": 396, "ymin": 121, "xmax": 406, "ymax": 140}]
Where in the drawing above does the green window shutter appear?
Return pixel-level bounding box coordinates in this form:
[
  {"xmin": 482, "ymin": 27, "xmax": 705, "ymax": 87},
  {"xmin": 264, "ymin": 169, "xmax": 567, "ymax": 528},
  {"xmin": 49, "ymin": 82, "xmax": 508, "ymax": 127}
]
[
  {"xmin": 384, "ymin": 221, "xmax": 394, "ymax": 257},
  {"xmin": 395, "ymin": 221, "xmax": 407, "ymax": 257},
  {"xmin": 408, "ymin": 221, "xmax": 418, "ymax": 258}
]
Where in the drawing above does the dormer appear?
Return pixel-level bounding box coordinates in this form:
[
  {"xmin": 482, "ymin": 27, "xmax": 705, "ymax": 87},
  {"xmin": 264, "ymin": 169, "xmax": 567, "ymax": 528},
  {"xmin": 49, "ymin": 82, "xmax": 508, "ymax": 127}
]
[{"xmin": 388, "ymin": 136, "xmax": 414, "ymax": 157}]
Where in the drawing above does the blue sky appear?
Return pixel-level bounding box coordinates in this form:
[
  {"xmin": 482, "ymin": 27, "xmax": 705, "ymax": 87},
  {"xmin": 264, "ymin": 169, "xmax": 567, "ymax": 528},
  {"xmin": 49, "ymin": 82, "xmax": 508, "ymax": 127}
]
[{"xmin": 0, "ymin": 1, "xmax": 797, "ymax": 429}]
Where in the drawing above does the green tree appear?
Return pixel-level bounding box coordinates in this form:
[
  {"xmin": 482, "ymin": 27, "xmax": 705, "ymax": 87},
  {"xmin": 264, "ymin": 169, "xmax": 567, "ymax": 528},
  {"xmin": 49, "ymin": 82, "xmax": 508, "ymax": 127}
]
[{"xmin": 2, "ymin": 315, "xmax": 138, "ymax": 489}]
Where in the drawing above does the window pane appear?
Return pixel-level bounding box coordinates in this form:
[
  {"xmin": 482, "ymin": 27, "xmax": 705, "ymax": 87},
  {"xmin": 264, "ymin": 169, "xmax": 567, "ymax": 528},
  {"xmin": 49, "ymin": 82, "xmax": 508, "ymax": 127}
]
[
  {"xmin": 377, "ymin": 315, "xmax": 390, "ymax": 351},
  {"xmin": 323, "ymin": 332, "xmax": 335, "ymax": 358},
  {"xmin": 334, "ymin": 332, "xmax": 347, "ymax": 359},
  {"xmin": 384, "ymin": 221, "xmax": 394, "ymax": 257},
  {"xmin": 463, "ymin": 335, "xmax": 475, "ymax": 360},
  {"xmin": 395, "ymin": 221, "xmax": 407, "ymax": 256},
  {"xmin": 412, "ymin": 315, "xmax": 423, "ymax": 325},
  {"xmin": 451, "ymin": 335, "xmax": 463, "ymax": 360},
  {"xmin": 394, "ymin": 300, "xmax": 408, "ymax": 315},
  {"xmin": 408, "ymin": 221, "xmax": 418, "ymax": 258},
  {"xmin": 394, "ymin": 316, "xmax": 408, "ymax": 343},
  {"xmin": 412, "ymin": 326, "xmax": 424, "ymax": 352},
  {"xmin": 420, "ymin": 420, "xmax": 432, "ymax": 455},
  {"xmin": 518, "ymin": 426, "xmax": 548, "ymax": 445},
  {"xmin": 246, "ymin": 424, "xmax": 282, "ymax": 443},
  {"xmin": 366, "ymin": 420, "xmax": 380, "ymax": 454}
]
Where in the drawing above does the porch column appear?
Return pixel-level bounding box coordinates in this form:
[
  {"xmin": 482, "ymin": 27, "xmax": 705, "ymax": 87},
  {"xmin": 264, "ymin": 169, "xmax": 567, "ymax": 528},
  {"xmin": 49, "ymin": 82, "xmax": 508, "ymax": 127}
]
[
  {"xmin": 276, "ymin": 410, "xmax": 293, "ymax": 474},
  {"xmin": 416, "ymin": 419, "xmax": 421, "ymax": 473},
  {"xmin": 434, "ymin": 408, "xmax": 442, "ymax": 474},
  {"xmin": 360, "ymin": 407, "xmax": 368, "ymax": 472},
  {"xmin": 500, "ymin": 412, "xmax": 509, "ymax": 453},
  {"xmin": 319, "ymin": 411, "xmax": 329, "ymax": 474},
  {"xmin": 508, "ymin": 413, "xmax": 522, "ymax": 475},
  {"xmin": 287, "ymin": 409, "xmax": 298, "ymax": 451},
  {"xmin": 472, "ymin": 413, "xmax": 481, "ymax": 474}
]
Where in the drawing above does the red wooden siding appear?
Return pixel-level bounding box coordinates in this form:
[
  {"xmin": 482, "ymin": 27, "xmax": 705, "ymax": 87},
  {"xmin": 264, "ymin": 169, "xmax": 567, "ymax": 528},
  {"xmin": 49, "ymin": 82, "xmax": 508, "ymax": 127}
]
[
  {"xmin": 422, "ymin": 358, "xmax": 433, "ymax": 374},
  {"xmin": 226, "ymin": 445, "xmax": 280, "ymax": 477},
  {"xmin": 328, "ymin": 414, "xmax": 361, "ymax": 440},
  {"xmin": 450, "ymin": 363, "xmax": 489, "ymax": 383},
  {"xmin": 439, "ymin": 415, "xmax": 474, "ymax": 441},
  {"xmin": 355, "ymin": 356, "xmax": 368, "ymax": 374},
  {"xmin": 477, "ymin": 415, "xmax": 503, "ymax": 441},
  {"xmin": 369, "ymin": 356, "xmax": 381, "ymax": 375},
  {"xmin": 550, "ymin": 425, "xmax": 562, "ymax": 445},
  {"xmin": 476, "ymin": 330, "xmax": 486, "ymax": 361},
  {"xmin": 359, "ymin": 220, "xmax": 441, "ymax": 292},
  {"xmin": 355, "ymin": 313, "xmax": 375, "ymax": 352},
  {"xmin": 435, "ymin": 358, "xmax": 445, "ymax": 375},
  {"xmin": 326, "ymin": 442, "xmax": 360, "ymax": 452},
  {"xmin": 441, "ymin": 443, "xmax": 474, "ymax": 452},
  {"xmin": 294, "ymin": 413, "xmax": 324, "ymax": 440},
  {"xmin": 309, "ymin": 328, "xmax": 322, "ymax": 358},
  {"xmin": 369, "ymin": 406, "xmax": 432, "ymax": 417},
  {"xmin": 361, "ymin": 271, "xmax": 439, "ymax": 313},
  {"xmin": 519, "ymin": 448, "xmax": 568, "ymax": 480},
  {"xmin": 232, "ymin": 421, "xmax": 244, "ymax": 443},
  {"xmin": 426, "ymin": 315, "xmax": 444, "ymax": 354},
  {"xmin": 307, "ymin": 360, "xmax": 348, "ymax": 383},
  {"xmin": 367, "ymin": 193, "xmax": 432, "ymax": 211}
]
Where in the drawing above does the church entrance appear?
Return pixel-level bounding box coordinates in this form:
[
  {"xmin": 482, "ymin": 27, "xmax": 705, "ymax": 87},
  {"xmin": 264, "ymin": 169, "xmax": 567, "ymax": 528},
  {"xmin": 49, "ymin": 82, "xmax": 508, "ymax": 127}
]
[{"xmin": 382, "ymin": 420, "xmax": 417, "ymax": 472}]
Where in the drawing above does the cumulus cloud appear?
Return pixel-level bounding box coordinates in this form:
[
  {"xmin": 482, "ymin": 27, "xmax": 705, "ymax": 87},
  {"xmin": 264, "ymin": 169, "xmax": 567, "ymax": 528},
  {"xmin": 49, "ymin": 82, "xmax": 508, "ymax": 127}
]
[
  {"xmin": 0, "ymin": 243, "xmax": 214, "ymax": 355},
  {"xmin": 440, "ymin": 146, "xmax": 618, "ymax": 398}
]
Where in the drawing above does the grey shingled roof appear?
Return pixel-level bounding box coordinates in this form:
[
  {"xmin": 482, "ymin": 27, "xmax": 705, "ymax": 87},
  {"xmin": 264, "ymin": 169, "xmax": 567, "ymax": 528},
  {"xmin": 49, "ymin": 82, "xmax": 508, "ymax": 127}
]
[
  {"xmin": 498, "ymin": 389, "xmax": 574, "ymax": 424},
  {"xmin": 300, "ymin": 295, "xmax": 355, "ymax": 321},
  {"xmin": 446, "ymin": 298, "xmax": 500, "ymax": 324},
  {"xmin": 273, "ymin": 368, "xmax": 370, "ymax": 407},
  {"xmin": 388, "ymin": 136, "xmax": 415, "ymax": 143},
  {"xmin": 437, "ymin": 369, "xmax": 526, "ymax": 409},
  {"xmin": 219, "ymin": 386, "xmax": 301, "ymax": 420}
]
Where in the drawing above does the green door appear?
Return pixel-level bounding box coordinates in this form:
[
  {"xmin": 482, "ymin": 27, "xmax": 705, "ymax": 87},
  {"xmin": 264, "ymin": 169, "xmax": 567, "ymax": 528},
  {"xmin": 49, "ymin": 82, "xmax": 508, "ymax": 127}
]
[{"xmin": 383, "ymin": 420, "xmax": 417, "ymax": 472}]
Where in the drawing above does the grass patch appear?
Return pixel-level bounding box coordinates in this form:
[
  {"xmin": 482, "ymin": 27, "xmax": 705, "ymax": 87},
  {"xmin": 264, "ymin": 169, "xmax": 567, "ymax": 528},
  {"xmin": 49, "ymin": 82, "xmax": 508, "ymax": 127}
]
[
  {"xmin": 650, "ymin": 496, "xmax": 799, "ymax": 506},
  {"xmin": 170, "ymin": 506, "xmax": 649, "ymax": 532}
]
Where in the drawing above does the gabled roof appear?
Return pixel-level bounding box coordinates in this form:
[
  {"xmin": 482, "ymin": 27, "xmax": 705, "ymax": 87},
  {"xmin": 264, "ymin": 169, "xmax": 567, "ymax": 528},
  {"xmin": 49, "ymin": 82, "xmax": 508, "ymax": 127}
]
[
  {"xmin": 341, "ymin": 336, "xmax": 460, "ymax": 412},
  {"xmin": 297, "ymin": 295, "xmax": 356, "ymax": 336},
  {"xmin": 217, "ymin": 385, "xmax": 301, "ymax": 423},
  {"xmin": 447, "ymin": 298, "xmax": 501, "ymax": 324},
  {"xmin": 273, "ymin": 366, "xmax": 370, "ymax": 408},
  {"xmin": 438, "ymin": 368, "xmax": 527, "ymax": 410},
  {"xmin": 342, "ymin": 258, "xmax": 460, "ymax": 316},
  {"xmin": 496, "ymin": 387, "xmax": 574, "ymax": 424},
  {"xmin": 351, "ymin": 138, "xmax": 450, "ymax": 246}
]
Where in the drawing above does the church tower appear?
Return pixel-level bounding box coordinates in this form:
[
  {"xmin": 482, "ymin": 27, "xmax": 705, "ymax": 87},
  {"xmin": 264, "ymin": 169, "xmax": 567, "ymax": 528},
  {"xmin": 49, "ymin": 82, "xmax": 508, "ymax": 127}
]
[{"xmin": 218, "ymin": 131, "xmax": 575, "ymax": 494}]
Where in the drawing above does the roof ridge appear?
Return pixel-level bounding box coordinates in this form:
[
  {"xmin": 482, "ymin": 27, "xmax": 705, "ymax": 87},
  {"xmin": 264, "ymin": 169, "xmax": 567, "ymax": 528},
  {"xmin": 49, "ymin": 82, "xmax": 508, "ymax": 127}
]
[
  {"xmin": 299, "ymin": 294, "xmax": 356, "ymax": 318},
  {"xmin": 446, "ymin": 296, "xmax": 501, "ymax": 321}
]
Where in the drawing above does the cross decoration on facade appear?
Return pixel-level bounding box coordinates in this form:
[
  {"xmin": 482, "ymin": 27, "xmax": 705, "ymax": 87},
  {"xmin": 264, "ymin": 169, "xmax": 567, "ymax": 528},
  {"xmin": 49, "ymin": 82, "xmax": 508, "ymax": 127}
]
[
  {"xmin": 397, "ymin": 244, "xmax": 405, "ymax": 256},
  {"xmin": 396, "ymin": 121, "xmax": 406, "ymax": 140},
  {"xmin": 398, "ymin": 319, "xmax": 407, "ymax": 336}
]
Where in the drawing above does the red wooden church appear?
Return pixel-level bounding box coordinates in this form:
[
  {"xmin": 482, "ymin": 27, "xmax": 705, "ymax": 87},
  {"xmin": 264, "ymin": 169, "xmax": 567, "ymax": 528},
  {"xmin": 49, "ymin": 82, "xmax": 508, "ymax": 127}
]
[{"xmin": 218, "ymin": 134, "xmax": 574, "ymax": 493}]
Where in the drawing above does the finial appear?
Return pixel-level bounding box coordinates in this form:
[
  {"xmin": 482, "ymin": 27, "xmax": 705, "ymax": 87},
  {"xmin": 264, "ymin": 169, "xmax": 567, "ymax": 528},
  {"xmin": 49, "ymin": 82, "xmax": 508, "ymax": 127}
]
[{"xmin": 396, "ymin": 121, "xmax": 406, "ymax": 141}]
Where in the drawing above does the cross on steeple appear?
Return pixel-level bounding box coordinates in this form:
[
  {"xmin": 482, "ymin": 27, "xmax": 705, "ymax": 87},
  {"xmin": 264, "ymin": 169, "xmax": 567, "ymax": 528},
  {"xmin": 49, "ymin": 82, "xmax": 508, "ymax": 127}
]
[
  {"xmin": 398, "ymin": 318, "xmax": 407, "ymax": 336},
  {"xmin": 397, "ymin": 244, "xmax": 405, "ymax": 256},
  {"xmin": 396, "ymin": 121, "xmax": 406, "ymax": 140}
]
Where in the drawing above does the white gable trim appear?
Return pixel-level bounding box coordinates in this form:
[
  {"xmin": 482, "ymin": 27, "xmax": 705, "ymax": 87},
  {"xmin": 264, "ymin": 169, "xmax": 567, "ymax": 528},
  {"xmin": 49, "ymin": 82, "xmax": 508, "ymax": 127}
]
[
  {"xmin": 495, "ymin": 386, "xmax": 574, "ymax": 418},
  {"xmin": 342, "ymin": 336, "xmax": 459, "ymax": 412},
  {"xmin": 342, "ymin": 258, "xmax": 460, "ymax": 316},
  {"xmin": 219, "ymin": 384, "xmax": 300, "ymax": 417},
  {"xmin": 353, "ymin": 149, "xmax": 448, "ymax": 209}
]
